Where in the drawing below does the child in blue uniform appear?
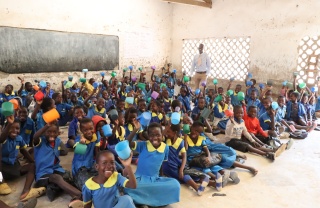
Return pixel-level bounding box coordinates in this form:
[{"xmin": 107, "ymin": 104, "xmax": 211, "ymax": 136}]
[
  {"xmin": 124, "ymin": 108, "xmax": 144, "ymax": 141},
  {"xmin": 52, "ymin": 93, "xmax": 73, "ymax": 126},
  {"xmin": 82, "ymin": 150, "xmax": 137, "ymax": 208},
  {"xmin": 150, "ymin": 100, "xmax": 166, "ymax": 125},
  {"xmin": 72, "ymin": 118, "xmax": 100, "ymax": 190},
  {"xmin": 2, "ymin": 84, "xmax": 17, "ymax": 101},
  {"xmin": 84, "ymin": 88, "xmax": 106, "ymax": 119},
  {"xmin": 33, "ymin": 123, "xmax": 82, "ymax": 206},
  {"xmin": 18, "ymin": 107, "xmax": 35, "ymax": 146},
  {"xmin": 178, "ymin": 87, "xmax": 191, "ymax": 113},
  {"xmin": 0, "ymin": 116, "xmax": 45, "ymax": 201},
  {"xmin": 125, "ymin": 122, "xmax": 180, "ymax": 207},
  {"xmin": 213, "ymin": 95, "xmax": 229, "ymax": 130},
  {"xmin": 191, "ymin": 97, "xmax": 206, "ymax": 123},
  {"xmin": 67, "ymin": 106, "xmax": 86, "ymax": 148}
]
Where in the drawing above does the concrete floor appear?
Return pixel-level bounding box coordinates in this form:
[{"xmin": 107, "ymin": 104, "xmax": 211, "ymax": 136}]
[{"xmin": 1, "ymin": 125, "xmax": 320, "ymax": 208}]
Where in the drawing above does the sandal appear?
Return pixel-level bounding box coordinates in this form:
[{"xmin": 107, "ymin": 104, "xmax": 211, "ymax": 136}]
[
  {"xmin": 0, "ymin": 183, "xmax": 12, "ymax": 195},
  {"xmin": 20, "ymin": 187, "xmax": 46, "ymax": 201}
]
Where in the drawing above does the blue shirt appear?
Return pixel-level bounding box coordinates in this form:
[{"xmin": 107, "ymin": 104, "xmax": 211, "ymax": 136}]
[
  {"xmin": 82, "ymin": 172, "xmax": 128, "ymax": 208},
  {"xmin": 185, "ymin": 135, "xmax": 206, "ymax": 162},
  {"xmin": 2, "ymin": 92, "xmax": 17, "ymax": 101},
  {"xmin": 34, "ymin": 137, "xmax": 65, "ymax": 181},
  {"xmin": 36, "ymin": 110, "xmax": 46, "ymax": 131},
  {"xmin": 68, "ymin": 100, "xmax": 84, "ymax": 107},
  {"xmin": 68, "ymin": 117, "xmax": 80, "ymax": 140},
  {"xmin": 257, "ymin": 102, "xmax": 267, "ymax": 118},
  {"xmin": 56, "ymin": 103, "xmax": 72, "ymax": 118},
  {"xmin": 87, "ymin": 104, "xmax": 106, "ymax": 119},
  {"xmin": 259, "ymin": 112, "xmax": 272, "ymax": 130},
  {"xmin": 286, "ymin": 101, "xmax": 306, "ymax": 121},
  {"xmin": 178, "ymin": 95, "xmax": 191, "ymax": 113},
  {"xmin": 42, "ymin": 89, "xmax": 55, "ymax": 98},
  {"xmin": 150, "ymin": 112, "xmax": 164, "ymax": 124},
  {"xmin": 246, "ymin": 87, "xmax": 260, "ymax": 101},
  {"xmin": 19, "ymin": 117, "xmax": 35, "ymax": 145},
  {"xmin": 1, "ymin": 136, "xmax": 27, "ymax": 165},
  {"xmin": 275, "ymin": 105, "xmax": 286, "ymax": 122},
  {"xmin": 246, "ymin": 98, "xmax": 260, "ymax": 111},
  {"xmin": 230, "ymin": 93, "xmax": 241, "ymax": 106},
  {"xmin": 70, "ymin": 88, "xmax": 80, "ymax": 94},
  {"xmin": 191, "ymin": 52, "xmax": 211, "ymax": 75}
]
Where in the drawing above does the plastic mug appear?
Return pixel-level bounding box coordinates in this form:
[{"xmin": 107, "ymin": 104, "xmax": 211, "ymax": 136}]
[
  {"xmin": 123, "ymin": 68, "xmax": 128, "ymax": 72},
  {"xmin": 129, "ymin": 66, "xmax": 133, "ymax": 70},
  {"xmin": 237, "ymin": 92, "xmax": 245, "ymax": 101},
  {"xmin": 213, "ymin": 79, "xmax": 218, "ymax": 85},
  {"xmin": 33, "ymin": 85, "xmax": 40, "ymax": 91},
  {"xmin": 102, "ymin": 124, "xmax": 113, "ymax": 137},
  {"xmin": 259, "ymin": 83, "xmax": 265, "ymax": 89},
  {"xmin": 1, "ymin": 102, "xmax": 14, "ymax": 117},
  {"xmin": 183, "ymin": 124, "xmax": 190, "ymax": 134},
  {"xmin": 246, "ymin": 80, "xmax": 253, "ymax": 86},
  {"xmin": 214, "ymin": 95, "xmax": 222, "ymax": 102},
  {"xmin": 201, "ymin": 81, "xmax": 206, "ymax": 87},
  {"xmin": 195, "ymin": 89, "xmax": 200, "ymax": 95},
  {"xmin": 138, "ymin": 67, "xmax": 143, "ymax": 71},
  {"xmin": 68, "ymin": 76, "xmax": 73, "ymax": 81},
  {"xmin": 171, "ymin": 112, "xmax": 181, "ymax": 125},
  {"xmin": 118, "ymin": 82, "xmax": 122, "ymax": 87},
  {"xmin": 227, "ymin": 89, "xmax": 234, "ymax": 96},
  {"xmin": 125, "ymin": 97, "xmax": 134, "ymax": 104},
  {"xmin": 9, "ymin": 99, "xmax": 19, "ymax": 110},
  {"xmin": 311, "ymin": 86, "xmax": 318, "ymax": 92},
  {"xmin": 271, "ymin": 102, "xmax": 279, "ymax": 110},
  {"xmin": 42, "ymin": 108, "xmax": 60, "ymax": 123},
  {"xmin": 39, "ymin": 81, "xmax": 47, "ymax": 88},
  {"xmin": 109, "ymin": 109, "xmax": 118, "ymax": 121},
  {"xmin": 65, "ymin": 81, "xmax": 74, "ymax": 89},
  {"xmin": 111, "ymin": 71, "xmax": 117, "ymax": 77},
  {"xmin": 293, "ymin": 72, "xmax": 298, "ymax": 77},
  {"xmin": 138, "ymin": 112, "xmax": 152, "ymax": 127},
  {"xmin": 267, "ymin": 80, "xmax": 273, "ymax": 86},
  {"xmin": 173, "ymin": 69, "xmax": 176, "ymax": 73},
  {"xmin": 151, "ymin": 66, "xmax": 156, "ymax": 70},
  {"xmin": 230, "ymin": 77, "xmax": 235, "ymax": 81},
  {"xmin": 137, "ymin": 82, "xmax": 146, "ymax": 90},
  {"xmin": 126, "ymin": 86, "xmax": 132, "ymax": 93},
  {"xmin": 93, "ymin": 82, "xmax": 99, "ymax": 89},
  {"xmin": 286, "ymin": 82, "xmax": 293, "ymax": 89},
  {"xmin": 299, "ymin": 82, "xmax": 306, "ymax": 89},
  {"xmin": 82, "ymin": 69, "xmax": 88, "ymax": 73},
  {"xmin": 282, "ymin": 81, "xmax": 287, "ymax": 86},
  {"xmin": 151, "ymin": 91, "xmax": 159, "ymax": 99},
  {"xmin": 115, "ymin": 141, "xmax": 131, "ymax": 160},
  {"xmin": 79, "ymin": 78, "xmax": 87, "ymax": 83},
  {"xmin": 248, "ymin": 72, "xmax": 253, "ymax": 78},
  {"xmin": 183, "ymin": 76, "xmax": 190, "ymax": 82},
  {"xmin": 100, "ymin": 72, "xmax": 105, "ymax": 77},
  {"xmin": 132, "ymin": 76, "xmax": 137, "ymax": 82},
  {"xmin": 224, "ymin": 109, "xmax": 234, "ymax": 117},
  {"xmin": 74, "ymin": 143, "xmax": 87, "ymax": 155},
  {"xmin": 200, "ymin": 108, "xmax": 211, "ymax": 119},
  {"xmin": 160, "ymin": 83, "xmax": 167, "ymax": 89},
  {"xmin": 34, "ymin": 91, "xmax": 44, "ymax": 101}
]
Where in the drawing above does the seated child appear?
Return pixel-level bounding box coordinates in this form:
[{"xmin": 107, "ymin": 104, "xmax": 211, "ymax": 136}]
[
  {"xmin": 191, "ymin": 97, "xmax": 206, "ymax": 123},
  {"xmin": 124, "ymin": 108, "xmax": 144, "ymax": 141},
  {"xmin": 150, "ymin": 100, "xmax": 166, "ymax": 125},
  {"xmin": 82, "ymin": 150, "xmax": 136, "ymax": 208},
  {"xmin": 52, "ymin": 93, "xmax": 73, "ymax": 126},
  {"xmin": 257, "ymin": 96, "xmax": 272, "ymax": 118},
  {"xmin": 67, "ymin": 106, "xmax": 86, "ymax": 147},
  {"xmin": 230, "ymin": 84, "xmax": 242, "ymax": 107},
  {"xmin": 33, "ymin": 123, "xmax": 82, "ymax": 206},
  {"xmin": 84, "ymin": 88, "xmax": 106, "ymax": 119},
  {"xmin": 137, "ymin": 99, "xmax": 147, "ymax": 116},
  {"xmin": 0, "ymin": 116, "xmax": 45, "ymax": 201},
  {"xmin": 72, "ymin": 118, "xmax": 100, "ymax": 190},
  {"xmin": 213, "ymin": 95, "xmax": 229, "ymax": 131},
  {"xmin": 68, "ymin": 93, "xmax": 84, "ymax": 107},
  {"xmin": 125, "ymin": 122, "xmax": 180, "ymax": 207},
  {"xmin": 225, "ymin": 106, "xmax": 279, "ymax": 160},
  {"xmin": 2, "ymin": 84, "xmax": 17, "ymax": 101},
  {"xmin": 246, "ymin": 90, "xmax": 260, "ymax": 111},
  {"xmin": 18, "ymin": 107, "xmax": 36, "ymax": 146},
  {"xmin": 178, "ymin": 87, "xmax": 191, "ymax": 114}
]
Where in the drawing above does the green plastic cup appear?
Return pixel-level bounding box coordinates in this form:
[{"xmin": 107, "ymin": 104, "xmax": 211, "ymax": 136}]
[
  {"xmin": 213, "ymin": 79, "xmax": 218, "ymax": 85},
  {"xmin": 299, "ymin": 82, "xmax": 306, "ymax": 89},
  {"xmin": 214, "ymin": 95, "xmax": 222, "ymax": 102},
  {"xmin": 1, "ymin": 102, "xmax": 14, "ymax": 117},
  {"xmin": 237, "ymin": 92, "xmax": 245, "ymax": 101},
  {"xmin": 183, "ymin": 76, "xmax": 190, "ymax": 82},
  {"xmin": 227, "ymin": 89, "xmax": 234, "ymax": 96},
  {"xmin": 111, "ymin": 71, "xmax": 117, "ymax": 77},
  {"xmin": 137, "ymin": 82, "xmax": 146, "ymax": 90},
  {"xmin": 160, "ymin": 83, "xmax": 167, "ymax": 89},
  {"xmin": 183, "ymin": 124, "xmax": 190, "ymax": 134},
  {"xmin": 74, "ymin": 143, "xmax": 87, "ymax": 155},
  {"xmin": 79, "ymin": 78, "xmax": 86, "ymax": 83}
]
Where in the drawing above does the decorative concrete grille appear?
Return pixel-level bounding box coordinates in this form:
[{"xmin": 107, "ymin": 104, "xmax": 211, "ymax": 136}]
[
  {"xmin": 182, "ymin": 37, "xmax": 251, "ymax": 81},
  {"xmin": 297, "ymin": 36, "xmax": 320, "ymax": 84}
]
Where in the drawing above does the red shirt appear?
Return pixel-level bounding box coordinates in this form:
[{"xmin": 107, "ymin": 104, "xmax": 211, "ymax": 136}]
[{"xmin": 243, "ymin": 106, "xmax": 268, "ymax": 137}]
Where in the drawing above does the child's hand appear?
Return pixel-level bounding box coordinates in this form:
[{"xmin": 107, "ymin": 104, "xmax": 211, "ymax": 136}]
[
  {"xmin": 251, "ymin": 141, "xmax": 261, "ymax": 148},
  {"xmin": 132, "ymin": 119, "xmax": 141, "ymax": 131},
  {"xmin": 178, "ymin": 168, "xmax": 184, "ymax": 180},
  {"xmin": 80, "ymin": 137, "xmax": 86, "ymax": 144},
  {"xmin": 36, "ymin": 100, "xmax": 43, "ymax": 105},
  {"xmin": 118, "ymin": 151, "xmax": 133, "ymax": 167},
  {"xmin": 229, "ymin": 116, "xmax": 235, "ymax": 124},
  {"xmin": 18, "ymin": 77, "xmax": 24, "ymax": 84},
  {"xmin": 6, "ymin": 115, "xmax": 14, "ymax": 124},
  {"xmin": 114, "ymin": 119, "xmax": 119, "ymax": 126}
]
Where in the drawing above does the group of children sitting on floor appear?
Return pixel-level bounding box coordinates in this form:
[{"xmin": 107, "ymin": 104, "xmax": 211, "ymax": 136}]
[{"xmin": 0, "ymin": 67, "xmax": 318, "ymax": 208}]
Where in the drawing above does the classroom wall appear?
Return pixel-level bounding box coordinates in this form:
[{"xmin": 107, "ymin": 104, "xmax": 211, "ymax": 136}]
[
  {"xmin": 0, "ymin": 0, "xmax": 172, "ymax": 90},
  {"xmin": 170, "ymin": 0, "xmax": 320, "ymax": 86}
]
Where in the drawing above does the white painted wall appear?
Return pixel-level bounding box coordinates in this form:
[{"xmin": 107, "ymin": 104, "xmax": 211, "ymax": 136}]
[
  {"xmin": 0, "ymin": 0, "xmax": 173, "ymax": 89},
  {"xmin": 171, "ymin": 0, "xmax": 320, "ymax": 84}
]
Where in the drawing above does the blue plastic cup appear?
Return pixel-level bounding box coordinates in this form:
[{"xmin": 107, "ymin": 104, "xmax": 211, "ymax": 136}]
[
  {"xmin": 195, "ymin": 89, "xmax": 200, "ymax": 95},
  {"xmin": 68, "ymin": 76, "xmax": 73, "ymax": 81},
  {"xmin": 109, "ymin": 109, "xmax": 118, "ymax": 121},
  {"xmin": 100, "ymin": 72, "xmax": 105, "ymax": 76},
  {"xmin": 271, "ymin": 102, "xmax": 279, "ymax": 110},
  {"xmin": 129, "ymin": 66, "xmax": 133, "ymax": 70},
  {"xmin": 173, "ymin": 69, "xmax": 177, "ymax": 73},
  {"xmin": 125, "ymin": 97, "xmax": 134, "ymax": 104},
  {"xmin": 138, "ymin": 112, "xmax": 152, "ymax": 127},
  {"xmin": 102, "ymin": 124, "xmax": 113, "ymax": 137},
  {"xmin": 248, "ymin": 72, "xmax": 253, "ymax": 78},
  {"xmin": 39, "ymin": 80, "xmax": 47, "ymax": 88},
  {"xmin": 171, "ymin": 112, "xmax": 181, "ymax": 125},
  {"xmin": 115, "ymin": 141, "xmax": 131, "ymax": 160},
  {"xmin": 246, "ymin": 80, "xmax": 253, "ymax": 86},
  {"xmin": 259, "ymin": 83, "xmax": 265, "ymax": 89},
  {"xmin": 93, "ymin": 82, "xmax": 99, "ymax": 89},
  {"xmin": 82, "ymin": 69, "xmax": 88, "ymax": 73}
]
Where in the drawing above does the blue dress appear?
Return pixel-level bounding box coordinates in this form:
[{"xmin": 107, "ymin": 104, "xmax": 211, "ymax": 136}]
[{"xmin": 125, "ymin": 141, "xmax": 180, "ymax": 206}]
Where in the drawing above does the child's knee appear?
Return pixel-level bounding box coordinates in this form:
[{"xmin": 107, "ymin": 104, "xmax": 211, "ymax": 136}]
[{"xmin": 49, "ymin": 174, "xmax": 63, "ymax": 182}]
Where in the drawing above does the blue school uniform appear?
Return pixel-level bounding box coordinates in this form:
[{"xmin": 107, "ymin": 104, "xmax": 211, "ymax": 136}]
[
  {"xmin": 275, "ymin": 105, "xmax": 286, "ymax": 122},
  {"xmin": 82, "ymin": 173, "xmax": 135, "ymax": 208},
  {"xmin": 167, "ymin": 88, "xmax": 174, "ymax": 98},
  {"xmin": 150, "ymin": 112, "xmax": 164, "ymax": 124},
  {"xmin": 246, "ymin": 87, "xmax": 259, "ymax": 101},
  {"xmin": 230, "ymin": 92, "xmax": 241, "ymax": 106},
  {"xmin": 87, "ymin": 104, "xmax": 106, "ymax": 119},
  {"xmin": 72, "ymin": 134, "xmax": 100, "ymax": 176},
  {"xmin": 163, "ymin": 98, "xmax": 172, "ymax": 113},
  {"xmin": 35, "ymin": 110, "xmax": 46, "ymax": 131},
  {"xmin": 246, "ymin": 98, "xmax": 260, "ymax": 111},
  {"xmin": 34, "ymin": 136, "xmax": 65, "ymax": 181},
  {"xmin": 259, "ymin": 112, "xmax": 272, "ymax": 130},
  {"xmin": 191, "ymin": 106, "xmax": 205, "ymax": 123},
  {"xmin": 124, "ymin": 141, "xmax": 180, "ymax": 206},
  {"xmin": 42, "ymin": 89, "xmax": 54, "ymax": 98},
  {"xmin": 1, "ymin": 136, "xmax": 27, "ymax": 165},
  {"xmin": 213, "ymin": 104, "xmax": 229, "ymax": 129},
  {"xmin": 315, "ymin": 97, "xmax": 320, "ymax": 111},
  {"xmin": 185, "ymin": 135, "xmax": 207, "ymax": 163},
  {"xmin": 68, "ymin": 100, "xmax": 84, "ymax": 107},
  {"xmin": 67, "ymin": 117, "xmax": 80, "ymax": 147},
  {"xmin": 285, "ymin": 101, "xmax": 306, "ymax": 121},
  {"xmin": 107, "ymin": 125, "xmax": 125, "ymax": 156},
  {"xmin": 257, "ymin": 102, "xmax": 267, "ymax": 118},
  {"xmin": 78, "ymin": 96, "xmax": 85, "ymax": 102},
  {"xmin": 70, "ymin": 88, "xmax": 80, "ymax": 94},
  {"xmin": 124, "ymin": 123, "xmax": 143, "ymax": 141},
  {"xmin": 20, "ymin": 90, "xmax": 31, "ymax": 107},
  {"xmin": 178, "ymin": 95, "xmax": 191, "ymax": 113},
  {"xmin": 2, "ymin": 92, "xmax": 17, "ymax": 102},
  {"xmin": 56, "ymin": 103, "xmax": 73, "ymax": 126},
  {"xmin": 105, "ymin": 99, "xmax": 115, "ymax": 112},
  {"xmin": 19, "ymin": 117, "xmax": 35, "ymax": 145}
]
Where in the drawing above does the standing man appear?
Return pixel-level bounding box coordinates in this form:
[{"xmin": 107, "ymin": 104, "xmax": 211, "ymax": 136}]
[{"xmin": 191, "ymin": 43, "xmax": 211, "ymax": 90}]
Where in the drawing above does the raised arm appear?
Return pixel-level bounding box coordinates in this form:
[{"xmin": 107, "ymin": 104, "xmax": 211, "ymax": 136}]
[
  {"xmin": 126, "ymin": 119, "xmax": 141, "ymax": 149},
  {"xmin": 0, "ymin": 116, "xmax": 14, "ymax": 143}
]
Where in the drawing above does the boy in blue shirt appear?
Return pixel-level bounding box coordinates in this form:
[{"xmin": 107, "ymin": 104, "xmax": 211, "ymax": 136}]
[
  {"xmin": 247, "ymin": 90, "xmax": 260, "ymax": 111},
  {"xmin": 178, "ymin": 87, "xmax": 191, "ymax": 113},
  {"xmin": 33, "ymin": 123, "xmax": 82, "ymax": 206},
  {"xmin": 52, "ymin": 93, "xmax": 73, "ymax": 126},
  {"xmin": 84, "ymin": 88, "xmax": 106, "ymax": 119},
  {"xmin": 0, "ymin": 115, "xmax": 45, "ymax": 201},
  {"xmin": 67, "ymin": 106, "xmax": 86, "ymax": 148},
  {"xmin": 18, "ymin": 106, "xmax": 36, "ymax": 146},
  {"xmin": 82, "ymin": 150, "xmax": 136, "ymax": 208},
  {"xmin": 2, "ymin": 84, "xmax": 17, "ymax": 101}
]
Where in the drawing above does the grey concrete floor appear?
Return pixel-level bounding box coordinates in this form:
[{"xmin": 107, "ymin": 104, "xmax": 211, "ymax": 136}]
[{"xmin": 1, "ymin": 125, "xmax": 320, "ymax": 208}]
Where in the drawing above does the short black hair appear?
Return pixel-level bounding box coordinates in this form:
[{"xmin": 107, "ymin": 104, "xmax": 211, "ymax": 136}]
[
  {"xmin": 147, "ymin": 122, "xmax": 163, "ymax": 134},
  {"xmin": 248, "ymin": 105, "xmax": 257, "ymax": 111},
  {"xmin": 278, "ymin": 95, "xmax": 285, "ymax": 99},
  {"xmin": 291, "ymin": 91, "xmax": 300, "ymax": 99},
  {"xmin": 170, "ymin": 124, "xmax": 181, "ymax": 133},
  {"xmin": 40, "ymin": 97, "xmax": 54, "ymax": 113},
  {"xmin": 138, "ymin": 99, "xmax": 146, "ymax": 105},
  {"xmin": 192, "ymin": 121, "xmax": 204, "ymax": 128},
  {"xmin": 52, "ymin": 93, "xmax": 60, "ymax": 100},
  {"xmin": 79, "ymin": 118, "xmax": 93, "ymax": 129},
  {"xmin": 171, "ymin": 99, "xmax": 181, "ymax": 109},
  {"xmin": 233, "ymin": 105, "xmax": 242, "ymax": 112},
  {"xmin": 74, "ymin": 106, "xmax": 85, "ymax": 113},
  {"xmin": 96, "ymin": 150, "xmax": 114, "ymax": 162}
]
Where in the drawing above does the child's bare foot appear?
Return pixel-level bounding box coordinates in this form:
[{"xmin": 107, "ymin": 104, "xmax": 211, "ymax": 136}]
[
  {"xmin": 248, "ymin": 167, "xmax": 258, "ymax": 176},
  {"xmin": 307, "ymin": 122, "xmax": 317, "ymax": 132},
  {"xmin": 20, "ymin": 187, "xmax": 46, "ymax": 201},
  {"xmin": 237, "ymin": 154, "xmax": 247, "ymax": 160}
]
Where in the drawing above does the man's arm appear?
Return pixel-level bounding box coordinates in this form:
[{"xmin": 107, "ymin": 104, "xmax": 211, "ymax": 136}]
[{"xmin": 206, "ymin": 53, "xmax": 211, "ymax": 76}]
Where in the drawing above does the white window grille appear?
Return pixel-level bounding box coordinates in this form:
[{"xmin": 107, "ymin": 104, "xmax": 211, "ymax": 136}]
[
  {"xmin": 182, "ymin": 37, "xmax": 251, "ymax": 81},
  {"xmin": 296, "ymin": 36, "xmax": 320, "ymax": 85}
]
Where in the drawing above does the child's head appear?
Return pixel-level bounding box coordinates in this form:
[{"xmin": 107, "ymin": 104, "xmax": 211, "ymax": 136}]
[
  {"xmin": 65, "ymin": 89, "xmax": 71, "ymax": 99},
  {"xmin": 165, "ymin": 124, "xmax": 181, "ymax": 139},
  {"xmin": 7, "ymin": 119, "xmax": 20, "ymax": 139},
  {"xmin": 217, "ymin": 87, "xmax": 224, "ymax": 95},
  {"xmin": 52, "ymin": 93, "xmax": 62, "ymax": 104},
  {"xmin": 89, "ymin": 78, "xmax": 95, "ymax": 85},
  {"xmin": 81, "ymin": 90, "xmax": 89, "ymax": 99},
  {"xmin": 5, "ymin": 84, "xmax": 13, "ymax": 94},
  {"xmin": 171, "ymin": 100, "xmax": 182, "ymax": 112},
  {"xmin": 40, "ymin": 97, "xmax": 55, "ymax": 113},
  {"xmin": 80, "ymin": 118, "xmax": 94, "ymax": 140},
  {"xmin": 233, "ymin": 105, "xmax": 244, "ymax": 120},
  {"xmin": 251, "ymin": 79, "xmax": 256, "ymax": 86},
  {"xmin": 44, "ymin": 123, "xmax": 59, "ymax": 143},
  {"xmin": 147, "ymin": 123, "xmax": 163, "ymax": 148},
  {"xmin": 25, "ymin": 82, "xmax": 33, "ymax": 92},
  {"xmin": 18, "ymin": 106, "xmax": 28, "ymax": 122},
  {"xmin": 151, "ymin": 100, "xmax": 161, "ymax": 113},
  {"xmin": 247, "ymin": 105, "xmax": 257, "ymax": 118},
  {"xmin": 138, "ymin": 99, "xmax": 147, "ymax": 112},
  {"xmin": 265, "ymin": 90, "xmax": 272, "ymax": 97},
  {"xmin": 70, "ymin": 93, "xmax": 78, "ymax": 103},
  {"xmin": 145, "ymin": 82, "xmax": 150, "ymax": 91},
  {"xmin": 250, "ymin": 90, "xmax": 257, "ymax": 100},
  {"xmin": 219, "ymin": 95, "xmax": 226, "ymax": 106},
  {"xmin": 92, "ymin": 115, "xmax": 107, "ymax": 135},
  {"xmin": 207, "ymin": 88, "xmax": 214, "ymax": 97},
  {"xmin": 180, "ymin": 87, "xmax": 187, "ymax": 97},
  {"xmin": 125, "ymin": 107, "xmax": 138, "ymax": 124},
  {"xmin": 190, "ymin": 121, "xmax": 204, "ymax": 140},
  {"xmin": 235, "ymin": 84, "xmax": 242, "ymax": 93},
  {"xmin": 225, "ymin": 95, "xmax": 231, "ymax": 105},
  {"xmin": 277, "ymin": 95, "xmax": 285, "ymax": 107},
  {"xmin": 117, "ymin": 99, "xmax": 125, "ymax": 111},
  {"xmin": 198, "ymin": 97, "xmax": 206, "ymax": 110},
  {"xmin": 301, "ymin": 93, "xmax": 309, "ymax": 104},
  {"xmin": 162, "ymin": 88, "xmax": 169, "ymax": 99},
  {"xmin": 96, "ymin": 98, "xmax": 105, "ymax": 111},
  {"xmin": 262, "ymin": 96, "xmax": 272, "ymax": 110},
  {"xmin": 123, "ymin": 76, "xmax": 129, "ymax": 84},
  {"xmin": 95, "ymin": 150, "xmax": 116, "ymax": 178},
  {"xmin": 117, "ymin": 111, "xmax": 125, "ymax": 126},
  {"xmin": 290, "ymin": 92, "xmax": 300, "ymax": 102},
  {"xmin": 74, "ymin": 106, "xmax": 86, "ymax": 121},
  {"xmin": 182, "ymin": 115, "xmax": 193, "ymax": 125}
]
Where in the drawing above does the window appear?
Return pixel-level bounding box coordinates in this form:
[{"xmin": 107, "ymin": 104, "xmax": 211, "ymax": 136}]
[
  {"xmin": 182, "ymin": 37, "xmax": 251, "ymax": 81},
  {"xmin": 296, "ymin": 36, "xmax": 320, "ymax": 85}
]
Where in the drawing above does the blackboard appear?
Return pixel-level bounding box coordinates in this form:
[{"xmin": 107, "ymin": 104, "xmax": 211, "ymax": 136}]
[{"xmin": 0, "ymin": 27, "xmax": 119, "ymax": 73}]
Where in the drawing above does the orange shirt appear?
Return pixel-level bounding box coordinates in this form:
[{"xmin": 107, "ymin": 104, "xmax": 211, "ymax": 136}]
[{"xmin": 243, "ymin": 106, "xmax": 268, "ymax": 137}]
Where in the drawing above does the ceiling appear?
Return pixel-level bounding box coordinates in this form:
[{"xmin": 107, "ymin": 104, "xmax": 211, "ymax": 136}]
[{"xmin": 162, "ymin": 0, "xmax": 212, "ymax": 8}]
